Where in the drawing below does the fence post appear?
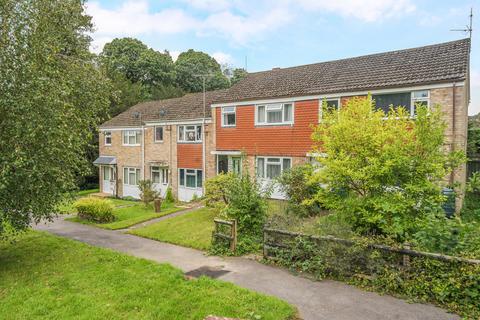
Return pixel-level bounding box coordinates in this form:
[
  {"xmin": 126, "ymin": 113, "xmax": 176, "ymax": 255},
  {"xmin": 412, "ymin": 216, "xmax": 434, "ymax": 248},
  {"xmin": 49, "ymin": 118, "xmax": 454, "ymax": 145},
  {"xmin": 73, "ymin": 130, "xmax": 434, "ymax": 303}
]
[
  {"xmin": 230, "ymin": 219, "xmax": 237, "ymax": 252},
  {"xmin": 403, "ymin": 243, "xmax": 411, "ymax": 268}
]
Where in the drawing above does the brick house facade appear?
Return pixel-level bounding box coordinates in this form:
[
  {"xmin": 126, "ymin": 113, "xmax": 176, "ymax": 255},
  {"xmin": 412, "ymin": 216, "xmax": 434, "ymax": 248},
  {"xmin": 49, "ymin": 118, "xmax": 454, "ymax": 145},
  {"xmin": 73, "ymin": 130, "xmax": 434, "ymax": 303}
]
[{"xmin": 96, "ymin": 38, "xmax": 470, "ymax": 206}]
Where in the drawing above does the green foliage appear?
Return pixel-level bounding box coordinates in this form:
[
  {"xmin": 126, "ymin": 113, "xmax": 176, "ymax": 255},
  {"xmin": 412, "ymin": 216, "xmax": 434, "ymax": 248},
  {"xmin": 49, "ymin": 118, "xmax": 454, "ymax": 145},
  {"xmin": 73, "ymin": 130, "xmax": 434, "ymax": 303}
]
[
  {"xmin": 231, "ymin": 68, "xmax": 248, "ymax": 85},
  {"xmin": 269, "ymin": 234, "xmax": 480, "ymax": 319},
  {"xmin": 0, "ymin": 0, "xmax": 110, "ymax": 235},
  {"xmin": 74, "ymin": 198, "xmax": 115, "ymax": 223},
  {"xmin": 175, "ymin": 49, "xmax": 230, "ymax": 92},
  {"xmin": 467, "ymin": 114, "xmax": 480, "ymax": 156},
  {"xmin": 412, "ymin": 215, "xmax": 480, "ymax": 258},
  {"xmin": 311, "ymin": 97, "xmax": 465, "ymax": 239},
  {"xmin": 204, "ymin": 173, "xmax": 235, "ymax": 210},
  {"xmin": 277, "ymin": 164, "xmax": 323, "ymax": 217},
  {"xmin": 164, "ymin": 187, "xmax": 175, "ymax": 204},
  {"xmin": 138, "ymin": 180, "xmax": 160, "ymax": 207},
  {"xmin": 100, "ymin": 38, "xmax": 175, "ymax": 86},
  {"xmin": 466, "ymin": 172, "xmax": 480, "ymax": 194}
]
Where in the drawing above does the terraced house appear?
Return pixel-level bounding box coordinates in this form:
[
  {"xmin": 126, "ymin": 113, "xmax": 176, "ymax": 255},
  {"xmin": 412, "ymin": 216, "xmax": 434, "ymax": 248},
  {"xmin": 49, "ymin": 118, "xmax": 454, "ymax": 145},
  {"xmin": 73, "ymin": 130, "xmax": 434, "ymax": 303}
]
[{"xmin": 96, "ymin": 38, "xmax": 471, "ymax": 203}]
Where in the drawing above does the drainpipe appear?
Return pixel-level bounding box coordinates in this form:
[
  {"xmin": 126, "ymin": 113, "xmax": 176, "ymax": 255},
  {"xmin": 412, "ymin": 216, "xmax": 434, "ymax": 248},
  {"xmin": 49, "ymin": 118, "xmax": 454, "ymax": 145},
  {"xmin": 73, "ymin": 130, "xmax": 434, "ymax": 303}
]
[
  {"xmin": 450, "ymin": 83, "xmax": 456, "ymax": 186},
  {"xmin": 202, "ymin": 77, "xmax": 206, "ymax": 194},
  {"xmin": 142, "ymin": 123, "xmax": 145, "ymax": 180}
]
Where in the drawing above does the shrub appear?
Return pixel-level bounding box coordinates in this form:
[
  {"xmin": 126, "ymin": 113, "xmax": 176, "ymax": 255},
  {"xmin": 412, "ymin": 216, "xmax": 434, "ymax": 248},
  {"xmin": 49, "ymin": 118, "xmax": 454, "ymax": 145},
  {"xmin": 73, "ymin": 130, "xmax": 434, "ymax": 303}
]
[
  {"xmin": 277, "ymin": 164, "xmax": 323, "ymax": 217},
  {"xmin": 74, "ymin": 197, "xmax": 114, "ymax": 223},
  {"xmin": 311, "ymin": 97, "xmax": 465, "ymax": 239},
  {"xmin": 204, "ymin": 173, "xmax": 234, "ymax": 212},
  {"xmin": 164, "ymin": 187, "xmax": 175, "ymax": 204},
  {"xmin": 138, "ymin": 180, "xmax": 160, "ymax": 207}
]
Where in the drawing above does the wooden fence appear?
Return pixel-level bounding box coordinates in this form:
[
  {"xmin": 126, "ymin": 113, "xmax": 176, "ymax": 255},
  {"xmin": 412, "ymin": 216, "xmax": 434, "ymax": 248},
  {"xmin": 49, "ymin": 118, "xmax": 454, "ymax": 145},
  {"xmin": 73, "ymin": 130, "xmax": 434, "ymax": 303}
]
[
  {"xmin": 263, "ymin": 227, "xmax": 480, "ymax": 266},
  {"xmin": 212, "ymin": 219, "xmax": 237, "ymax": 251}
]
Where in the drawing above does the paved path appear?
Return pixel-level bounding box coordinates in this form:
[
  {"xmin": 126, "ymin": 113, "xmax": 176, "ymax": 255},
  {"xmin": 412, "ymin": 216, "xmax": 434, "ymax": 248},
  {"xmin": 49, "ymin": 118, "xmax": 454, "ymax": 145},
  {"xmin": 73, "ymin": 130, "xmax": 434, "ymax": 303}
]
[
  {"xmin": 35, "ymin": 217, "xmax": 459, "ymax": 320},
  {"xmin": 125, "ymin": 205, "xmax": 204, "ymax": 230}
]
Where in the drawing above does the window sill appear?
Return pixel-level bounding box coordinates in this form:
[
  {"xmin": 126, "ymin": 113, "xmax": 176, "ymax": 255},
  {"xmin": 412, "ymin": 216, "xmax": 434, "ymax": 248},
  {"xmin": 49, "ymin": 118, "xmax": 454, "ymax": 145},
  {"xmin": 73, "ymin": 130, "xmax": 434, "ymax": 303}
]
[
  {"xmin": 153, "ymin": 140, "xmax": 164, "ymax": 144},
  {"xmin": 178, "ymin": 186, "xmax": 202, "ymax": 190},
  {"xmin": 122, "ymin": 144, "xmax": 141, "ymax": 147},
  {"xmin": 254, "ymin": 123, "xmax": 294, "ymax": 127},
  {"xmin": 177, "ymin": 141, "xmax": 202, "ymax": 144},
  {"xmin": 221, "ymin": 125, "xmax": 236, "ymax": 128}
]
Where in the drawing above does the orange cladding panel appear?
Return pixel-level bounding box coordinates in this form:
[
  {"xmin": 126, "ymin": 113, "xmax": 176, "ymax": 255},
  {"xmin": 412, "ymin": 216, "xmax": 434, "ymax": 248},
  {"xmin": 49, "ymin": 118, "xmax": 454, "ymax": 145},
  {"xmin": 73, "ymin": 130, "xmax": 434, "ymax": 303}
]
[
  {"xmin": 216, "ymin": 99, "xmax": 319, "ymax": 156},
  {"xmin": 177, "ymin": 143, "xmax": 203, "ymax": 169}
]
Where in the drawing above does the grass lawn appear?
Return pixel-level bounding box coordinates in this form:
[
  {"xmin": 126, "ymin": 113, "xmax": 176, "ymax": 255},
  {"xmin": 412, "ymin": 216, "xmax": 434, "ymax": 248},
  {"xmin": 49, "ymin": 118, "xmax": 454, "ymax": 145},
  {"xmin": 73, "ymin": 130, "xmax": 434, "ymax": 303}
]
[
  {"xmin": 130, "ymin": 207, "xmax": 216, "ymax": 250},
  {"xmin": 67, "ymin": 201, "xmax": 183, "ymax": 230},
  {"xmin": 0, "ymin": 231, "xmax": 296, "ymax": 320}
]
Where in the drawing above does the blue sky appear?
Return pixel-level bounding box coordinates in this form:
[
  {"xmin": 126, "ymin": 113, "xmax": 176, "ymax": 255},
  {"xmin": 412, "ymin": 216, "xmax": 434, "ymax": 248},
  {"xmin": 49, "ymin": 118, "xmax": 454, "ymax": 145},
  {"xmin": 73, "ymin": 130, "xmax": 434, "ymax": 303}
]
[{"xmin": 86, "ymin": 0, "xmax": 479, "ymax": 115}]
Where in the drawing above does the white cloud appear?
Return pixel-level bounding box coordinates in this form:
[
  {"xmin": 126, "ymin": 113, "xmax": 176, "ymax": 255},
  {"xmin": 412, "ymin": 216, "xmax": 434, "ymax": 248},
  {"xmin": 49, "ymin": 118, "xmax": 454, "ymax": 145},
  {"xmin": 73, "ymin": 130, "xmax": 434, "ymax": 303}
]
[
  {"xmin": 89, "ymin": 36, "xmax": 113, "ymax": 54},
  {"xmin": 182, "ymin": 0, "xmax": 231, "ymax": 12},
  {"xmin": 470, "ymin": 69, "xmax": 480, "ymax": 116},
  {"xmin": 169, "ymin": 51, "xmax": 181, "ymax": 62},
  {"xmin": 296, "ymin": 0, "xmax": 416, "ymax": 22},
  {"xmin": 202, "ymin": 7, "xmax": 292, "ymax": 45},
  {"xmin": 212, "ymin": 52, "xmax": 234, "ymax": 65}
]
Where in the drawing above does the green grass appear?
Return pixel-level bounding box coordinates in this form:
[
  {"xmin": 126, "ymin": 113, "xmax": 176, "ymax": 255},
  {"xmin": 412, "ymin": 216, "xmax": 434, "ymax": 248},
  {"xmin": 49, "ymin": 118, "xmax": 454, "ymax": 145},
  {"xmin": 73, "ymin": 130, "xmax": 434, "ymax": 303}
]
[
  {"xmin": 130, "ymin": 207, "xmax": 216, "ymax": 250},
  {"xmin": 0, "ymin": 231, "xmax": 296, "ymax": 320},
  {"xmin": 67, "ymin": 202, "xmax": 182, "ymax": 230},
  {"xmin": 56, "ymin": 189, "xmax": 101, "ymax": 214},
  {"xmin": 77, "ymin": 188, "xmax": 99, "ymax": 196}
]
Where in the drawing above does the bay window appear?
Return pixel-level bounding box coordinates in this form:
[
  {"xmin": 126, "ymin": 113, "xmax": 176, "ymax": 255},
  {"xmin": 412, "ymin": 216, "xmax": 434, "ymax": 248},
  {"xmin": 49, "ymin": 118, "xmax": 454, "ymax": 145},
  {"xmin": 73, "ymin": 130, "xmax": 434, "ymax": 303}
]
[
  {"xmin": 178, "ymin": 125, "xmax": 202, "ymax": 142},
  {"xmin": 256, "ymin": 103, "xmax": 293, "ymax": 125},
  {"xmin": 256, "ymin": 157, "xmax": 291, "ymax": 179}
]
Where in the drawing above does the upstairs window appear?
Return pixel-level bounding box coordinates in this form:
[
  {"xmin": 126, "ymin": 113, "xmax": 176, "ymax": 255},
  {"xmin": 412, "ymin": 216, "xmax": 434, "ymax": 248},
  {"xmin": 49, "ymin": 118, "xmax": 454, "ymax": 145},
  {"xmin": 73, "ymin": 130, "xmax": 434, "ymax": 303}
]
[
  {"xmin": 256, "ymin": 103, "xmax": 293, "ymax": 125},
  {"xmin": 256, "ymin": 157, "xmax": 291, "ymax": 179},
  {"xmin": 154, "ymin": 126, "xmax": 163, "ymax": 142},
  {"xmin": 372, "ymin": 90, "xmax": 429, "ymax": 117},
  {"xmin": 323, "ymin": 99, "xmax": 340, "ymax": 112},
  {"xmin": 104, "ymin": 131, "xmax": 112, "ymax": 146},
  {"xmin": 178, "ymin": 125, "xmax": 202, "ymax": 143},
  {"xmin": 221, "ymin": 106, "xmax": 236, "ymax": 127},
  {"xmin": 122, "ymin": 130, "xmax": 141, "ymax": 146}
]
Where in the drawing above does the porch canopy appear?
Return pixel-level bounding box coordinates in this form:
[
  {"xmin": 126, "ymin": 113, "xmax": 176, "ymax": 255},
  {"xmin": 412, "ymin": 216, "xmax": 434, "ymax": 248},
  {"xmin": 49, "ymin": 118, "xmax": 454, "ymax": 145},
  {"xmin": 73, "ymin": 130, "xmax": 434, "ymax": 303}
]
[{"xmin": 93, "ymin": 156, "xmax": 117, "ymax": 166}]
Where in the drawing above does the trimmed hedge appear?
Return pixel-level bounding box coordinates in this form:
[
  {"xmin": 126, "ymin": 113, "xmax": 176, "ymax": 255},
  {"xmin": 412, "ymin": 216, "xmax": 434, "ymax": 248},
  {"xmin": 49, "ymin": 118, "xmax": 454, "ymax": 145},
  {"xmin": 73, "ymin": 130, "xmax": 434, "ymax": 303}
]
[{"xmin": 74, "ymin": 197, "xmax": 115, "ymax": 223}]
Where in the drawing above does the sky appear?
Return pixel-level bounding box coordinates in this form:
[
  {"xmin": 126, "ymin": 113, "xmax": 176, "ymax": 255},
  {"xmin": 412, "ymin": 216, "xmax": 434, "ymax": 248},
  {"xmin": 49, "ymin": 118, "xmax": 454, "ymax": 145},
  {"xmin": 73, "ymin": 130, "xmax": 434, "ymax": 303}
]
[{"xmin": 85, "ymin": 0, "xmax": 479, "ymax": 115}]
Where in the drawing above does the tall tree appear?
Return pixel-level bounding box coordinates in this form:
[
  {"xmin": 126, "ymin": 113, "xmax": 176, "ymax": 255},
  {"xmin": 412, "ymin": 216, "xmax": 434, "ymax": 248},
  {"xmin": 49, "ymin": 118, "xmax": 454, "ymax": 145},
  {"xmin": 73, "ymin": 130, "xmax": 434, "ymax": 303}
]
[
  {"xmin": 0, "ymin": 0, "xmax": 110, "ymax": 237},
  {"xmin": 231, "ymin": 68, "xmax": 248, "ymax": 86},
  {"xmin": 175, "ymin": 49, "xmax": 230, "ymax": 92},
  {"xmin": 100, "ymin": 38, "xmax": 175, "ymax": 87}
]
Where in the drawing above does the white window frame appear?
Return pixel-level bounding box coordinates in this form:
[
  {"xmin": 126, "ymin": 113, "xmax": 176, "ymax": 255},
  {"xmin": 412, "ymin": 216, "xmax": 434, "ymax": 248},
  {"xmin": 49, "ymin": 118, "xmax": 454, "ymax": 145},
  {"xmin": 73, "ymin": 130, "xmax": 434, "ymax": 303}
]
[
  {"xmin": 154, "ymin": 126, "xmax": 164, "ymax": 143},
  {"xmin": 411, "ymin": 90, "xmax": 430, "ymax": 117},
  {"xmin": 255, "ymin": 102, "xmax": 294, "ymax": 126},
  {"xmin": 319, "ymin": 98, "xmax": 341, "ymax": 121},
  {"xmin": 178, "ymin": 125, "xmax": 202, "ymax": 143},
  {"xmin": 123, "ymin": 167, "xmax": 140, "ymax": 186},
  {"xmin": 122, "ymin": 130, "xmax": 141, "ymax": 146},
  {"xmin": 178, "ymin": 168, "xmax": 203, "ymax": 189},
  {"xmin": 372, "ymin": 90, "xmax": 430, "ymax": 118},
  {"xmin": 104, "ymin": 131, "xmax": 112, "ymax": 146},
  {"xmin": 221, "ymin": 106, "xmax": 236, "ymax": 127},
  {"xmin": 151, "ymin": 166, "xmax": 168, "ymax": 185},
  {"xmin": 256, "ymin": 156, "xmax": 292, "ymax": 180}
]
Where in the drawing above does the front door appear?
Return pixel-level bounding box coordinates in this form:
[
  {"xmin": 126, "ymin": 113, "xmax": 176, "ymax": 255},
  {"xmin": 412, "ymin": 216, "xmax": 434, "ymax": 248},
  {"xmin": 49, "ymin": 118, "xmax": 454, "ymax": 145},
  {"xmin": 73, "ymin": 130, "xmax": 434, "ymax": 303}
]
[
  {"xmin": 102, "ymin": 166, "xmax": 114, "ymax": 195},
  {"xmin": 231, "ymin": 157, "xmax": 241, "ymax": 175}
]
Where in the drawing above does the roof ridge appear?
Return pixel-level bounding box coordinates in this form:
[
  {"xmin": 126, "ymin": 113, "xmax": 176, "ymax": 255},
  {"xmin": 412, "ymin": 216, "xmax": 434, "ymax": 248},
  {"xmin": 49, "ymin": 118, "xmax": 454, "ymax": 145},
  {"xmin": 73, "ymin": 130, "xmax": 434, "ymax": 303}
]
[{"xmin": 245, "ymin": 38, "xmax": 470, "ymax": 76}]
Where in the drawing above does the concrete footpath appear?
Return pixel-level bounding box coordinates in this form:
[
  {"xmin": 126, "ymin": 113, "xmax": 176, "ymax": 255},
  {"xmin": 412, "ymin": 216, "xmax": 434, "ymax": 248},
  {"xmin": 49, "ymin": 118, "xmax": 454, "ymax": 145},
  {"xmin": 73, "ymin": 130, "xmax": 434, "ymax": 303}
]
[{"xmin": 35, "ymin": 217, "xmax": 458, "ymax": 320}]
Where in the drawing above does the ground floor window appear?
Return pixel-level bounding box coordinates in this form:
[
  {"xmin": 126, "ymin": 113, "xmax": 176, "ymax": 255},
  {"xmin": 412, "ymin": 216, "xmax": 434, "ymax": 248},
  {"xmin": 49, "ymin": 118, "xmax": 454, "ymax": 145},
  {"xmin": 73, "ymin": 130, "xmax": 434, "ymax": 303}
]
[
  {"xmin": 151, "ymin": 166, "xmax": 169, "ymax": 184},
  {"xmin": 256, "ymin": 157, "xmax": 291, "ymax": 179},
  {"xmin": 179, "ymin": 168, "xmax": 202, "ymax": 188},
  {"xmin": 123, "ymin": 167, "xmax": 140, "ymax": 185}
]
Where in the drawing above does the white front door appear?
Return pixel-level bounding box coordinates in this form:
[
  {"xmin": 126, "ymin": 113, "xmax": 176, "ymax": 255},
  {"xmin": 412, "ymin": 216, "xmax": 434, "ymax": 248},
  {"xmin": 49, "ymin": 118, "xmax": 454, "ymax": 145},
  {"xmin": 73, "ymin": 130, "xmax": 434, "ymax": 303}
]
[
  {"xmin": 151, "ymin": 167, "xmax": 169, "ymax": 198},
  {"xmin": 102, "ymin": 166, "xmax": 114, "ymax": 195},
  {"xmin": 123, "ymin": 167, "xmax": 141, "ymax": 199}
]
